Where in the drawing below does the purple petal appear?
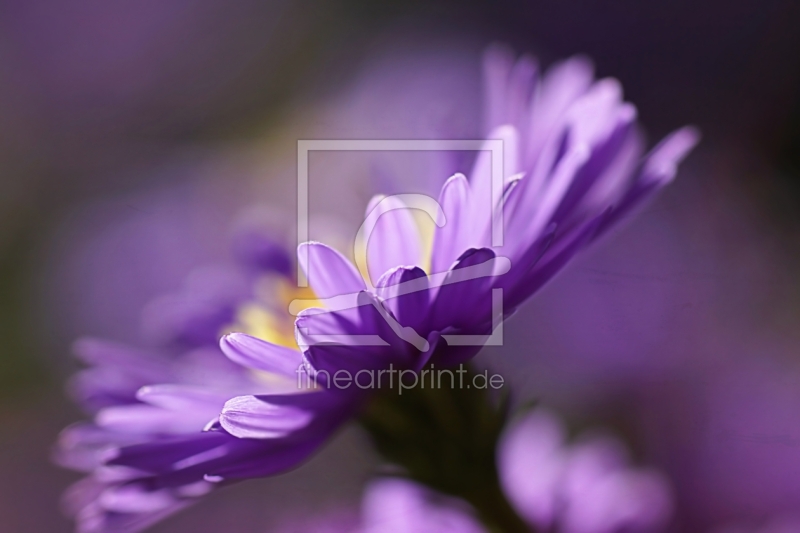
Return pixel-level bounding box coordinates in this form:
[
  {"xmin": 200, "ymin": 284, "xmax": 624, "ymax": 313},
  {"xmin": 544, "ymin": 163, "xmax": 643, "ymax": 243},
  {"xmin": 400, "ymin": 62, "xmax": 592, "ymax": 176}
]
[
  {"xmin": 523, "ymin": 55, "xmax": 594, "ymax": 167},
  {"xmin": 364, "ymin": 195, "xmax": 423, "ymax": 285},
  {"xmin": 219, "ymin": 394, "xmax": 315, "ymax": 439},
  {"xmin": 375, "ymin": 266, "xmax": 430, "ymax": 332},
  {"xmin": 140, "ymin": 266, "xmax": 248, "ymax": 348},
  {"xmin": 520, "ymin": 143, "xmax": 591, "ymax": 246},
  {"xmin": 298, "ymin": 293, "xmax": 415, "ymax": 376},
  {"xmin": 362, "ymin": 478, "xmax": 486, "ymax": 533},
  {"xmin": 594, "ymin": 126, "xmax": 699, "ymax": 238},
  {"xmin": 68, "ymin": 367, "xmax": 155, "ymax": 412},
  {"xmin": 509, "ymin": 211, "xmax": 608, "ymax": 309},
  {"xmin": 109, "ymin": 432, "xmax": 231, "ymax": 473},
  {"xmin": 422, "ymin": 331, "xmax": 483, "ymax": 368},
  {"xmin": 431, "ymin": 173, "xmax": 472, "ymax": 275},
  {"xmin": 429, "ymin": 248, "xmax": 498, "ymax": 331},
  {"xmin": 562, "ymin": 78, "xmax": 627, "ymax": 149},
  {"xmin": 483, "ymin": 45, "xmax": 539, "ymax": 138},
  {"xmin": 498, "ymin": 409, "xmax": 567, "ymax": 528},
  {"xmin": 99, "ymin": 484, "xmax": 177, "ymax": 513},
  {"xmin": 550, "ymin": 111, "xmax": 637, "ymax": 226},
  {"xmin": 467, "ymin": 126, "xmax": 519, "ymax": 247},
  {"xmin": 96, "ymin": 403, "xmax": 215, "ymax": 436},
  {"xmin": 640, "ymin": 125, "xmax": 701, "ymax": 184},
  {"xmin": 65, "ymin": 477, "xmax": 200, "ymax": 533},
  {"xmin": 298, "ymin": 242, "xmax": 365, "ymax": 299},
  {"xmin": 220, "ymin": 332, "xmax": 303, "ymax": 378},
  {"xmin": 136, "ymin": 384, "xmax": 229, "ymax": 411},
  {"xmin": 54, "ymin": 423, "xmax": 142, "ymax": 472},
  {"xmin": 561, "ymin": 469, "xmax": 673, "ymax": 533},
  {"xmin": 203, "ymin": 434, "xmax": 324, "ymax": 480},
  {"xmin": 494, "ymin": 223, "xmax": 556, "ymax": 293},
  {"xmin": 230, "ymin": 228, "xmax": 292, "ymax": 276}
]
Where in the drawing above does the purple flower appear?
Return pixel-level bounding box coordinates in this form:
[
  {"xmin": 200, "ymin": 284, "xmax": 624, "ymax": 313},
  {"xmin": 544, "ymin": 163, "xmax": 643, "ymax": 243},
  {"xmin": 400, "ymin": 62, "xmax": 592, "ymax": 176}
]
[
  {"xmin": 275, "ymin": 47, "xmax": 698, "ymax": 388},
  {"xmin": 271, "ymin": 479, "xmax": 485, "ymax": 533},
  {"xmin": 56, "ymin": 336, "xmax": 352, "ymax": 532},
  {"xmin": 55, "ymin": 44, "xmax": 698, "ymax": 532},
  {"xmin": 359, "ymin": 479, "xmax": 486, "ymax": 533},
  {"xmin": 270, "ymin": 426, "xmax": 672, "ymax": 533},
  {"xmin": 139, "ymin": 265, "xmax": 252, "ymax": 349},
  {"xmin": 55, "ymin": 236, "xmax": 351, "ymax": 532},
  {"xmin": 497, "ymin": 408, "xmax": 673, "ymax": 533},
  {"xmin": 58, "ymin": 380, "xmax": 351, "ymax": 533}
]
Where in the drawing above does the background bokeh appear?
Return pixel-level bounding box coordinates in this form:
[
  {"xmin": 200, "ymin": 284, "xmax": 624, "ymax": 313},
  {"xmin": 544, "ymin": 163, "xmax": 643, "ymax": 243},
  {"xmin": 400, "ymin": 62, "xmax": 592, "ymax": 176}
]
[{"xmin": 1, "ymin": 0, "xmax": 800, "ymax": 531}]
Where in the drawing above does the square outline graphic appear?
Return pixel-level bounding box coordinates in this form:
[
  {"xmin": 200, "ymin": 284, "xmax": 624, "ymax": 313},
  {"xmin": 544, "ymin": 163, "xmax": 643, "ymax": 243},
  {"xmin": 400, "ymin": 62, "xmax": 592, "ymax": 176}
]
[{"xmin": 295, "ymin": 139, "xmax": 506, "ymax": 347}]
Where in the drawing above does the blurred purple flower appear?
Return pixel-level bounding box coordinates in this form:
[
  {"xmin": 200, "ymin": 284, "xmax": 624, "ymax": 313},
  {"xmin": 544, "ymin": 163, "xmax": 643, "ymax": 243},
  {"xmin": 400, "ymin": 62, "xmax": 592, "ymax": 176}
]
[
  {"xmin": 271, "ymin": 478, "xmax": 485, "ymax": 533},
  {"xmin": 54, "ymin": 234, "xmax": 355, "ymax": 533},
  {"xmin": 271, "ymin": 417, "xmax": 674, "ymax": 533},
  {"xmin": 139, "ymin": 265, "xmax": 252, "ymax": 349},
  {"xmin": 358, "ymin": 478, "xmax": 485, "ymax": 533},
  {"xmin": 498, "ymin": 408, "xmax": 673, "ymax": 533}
]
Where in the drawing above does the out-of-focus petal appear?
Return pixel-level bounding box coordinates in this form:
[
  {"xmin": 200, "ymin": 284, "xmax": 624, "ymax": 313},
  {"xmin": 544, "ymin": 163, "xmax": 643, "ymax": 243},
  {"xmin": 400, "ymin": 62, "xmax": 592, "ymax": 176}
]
[
  {"xmin": 364, "ymin": 195, "xmax": 423, "ymax": 285},
  {"xmin": 298, "ymin": 241, "xmax": 366, "ymax": 299},
  {"xmin": 220, "ymin": 332, "xmax": 303, "ymax": 378}
]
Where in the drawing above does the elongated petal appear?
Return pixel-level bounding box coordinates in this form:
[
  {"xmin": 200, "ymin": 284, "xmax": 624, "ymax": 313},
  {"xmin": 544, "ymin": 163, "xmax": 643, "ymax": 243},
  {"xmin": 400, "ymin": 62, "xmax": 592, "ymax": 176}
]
[
  {"xmin": 96, "ymin": 404, "xmax": 215, "ymax": 436},
  {"xmin": 364, "ymin": 195, "xmax": 423, "ymax": 284},
  {"xmin": 495, "ymin": 223, "xmax": 556, "ymax": 293},
  {"xmin": 362, "ymin": 478, "xmax": 487, "ymax": 533},
  {"xmin": 108, "ymin": 432, "xmax": 232, "ymax": 474},
  {"xmin": 219, "ymin": 394, "xmax": 315, "ymax": 439},
  {"xmin": 429, "ymin": 248, "xmax": 499, "ymax": 331},
  {"xmin": 498, "ymin": 409, "xmax": 567, "ymax": 528},
  {"xmin": 136, "ymin": 384, "xmax": 229, "ymax": 411},
  {"xmin": 99, "ymin": 484, "xmax": 177, "ymax": 513},
  {"xmin": 595, "ymin": 126, "xmax": 699, "ymax": 237},
  {"xmin": 431, "ymin": 173, "xmax": 472, "ymax": 274},
  {"xmin": 298, "ymin": 242, "xmax": 365, "ymax": 299},
  {"xmin": 55, "ymin": 423, "xmax": 142, "ymax": 472},
  {"xmin": 468, "ymin": 126, "xmax": 519, "ymax": 246},
  {"xmin": 509, "ymin": 211, "xmax": 608, "ymax": 309},
  {"xmin": 376, "ymin": 266, "xmax": 430, "ymax": 332},
  {"xmin": 640, "ymin": 126, "xmax": 700, "ymax": 184},
  {"xmin": 550, "ymin": 111, "xmax": 637, "ymax": 226},
  {"xmin": 523, "ymin": 144, "xmax": 591, "ymax": 243},
  {"xmin": 220, "ymin": 332, "xmax": 303, "ymax": 378},
  {"xmin": 72, "ymin": 338, "xmax": 166, "ymax": 369},
  {"xmin": 524, "ymin": 55, "xmax": 594, "ymax": 166},
  {"xmin": 66, "ymin": 478, "xmax": 196, "ymax": 533}
]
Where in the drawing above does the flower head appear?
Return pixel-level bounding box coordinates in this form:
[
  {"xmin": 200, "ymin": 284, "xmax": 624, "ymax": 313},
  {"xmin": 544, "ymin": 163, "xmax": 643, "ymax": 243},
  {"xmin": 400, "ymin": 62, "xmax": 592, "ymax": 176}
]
[
  {"xmin": 55, "ymin": 233, "xmax": 348, "ymax": 533},
  {"xmin": 55, "ymin": 44, "xmax": 698, "ymax": 533},
  {"xmin": 498, "ymin": 408, "xmax": 674, "ymax": 533},
  {"xmin": 287, "ymin": 47, "xmax": 698, "ymax": 380}
]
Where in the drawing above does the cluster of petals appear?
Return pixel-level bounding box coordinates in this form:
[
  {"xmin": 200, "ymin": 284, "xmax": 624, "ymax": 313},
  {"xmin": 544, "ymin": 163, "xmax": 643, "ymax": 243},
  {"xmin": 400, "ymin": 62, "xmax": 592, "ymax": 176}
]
[{"xmin": 54, "ymin": 46, "xmax": 697, "ymax": 533}]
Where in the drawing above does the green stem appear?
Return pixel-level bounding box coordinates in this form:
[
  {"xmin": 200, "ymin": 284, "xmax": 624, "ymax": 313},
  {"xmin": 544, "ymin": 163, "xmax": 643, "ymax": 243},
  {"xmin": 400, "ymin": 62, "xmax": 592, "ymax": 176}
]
[{"xmin": 359, "ymin": 364, "xmax": 534, "ymax": 533}]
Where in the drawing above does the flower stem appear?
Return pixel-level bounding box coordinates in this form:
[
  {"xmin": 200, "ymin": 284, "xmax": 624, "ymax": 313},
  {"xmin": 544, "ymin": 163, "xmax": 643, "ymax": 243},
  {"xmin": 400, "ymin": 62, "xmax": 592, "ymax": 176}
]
[{"xmin": 359, "ymin": 364, "xmax": 533, "ymax": 533}]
